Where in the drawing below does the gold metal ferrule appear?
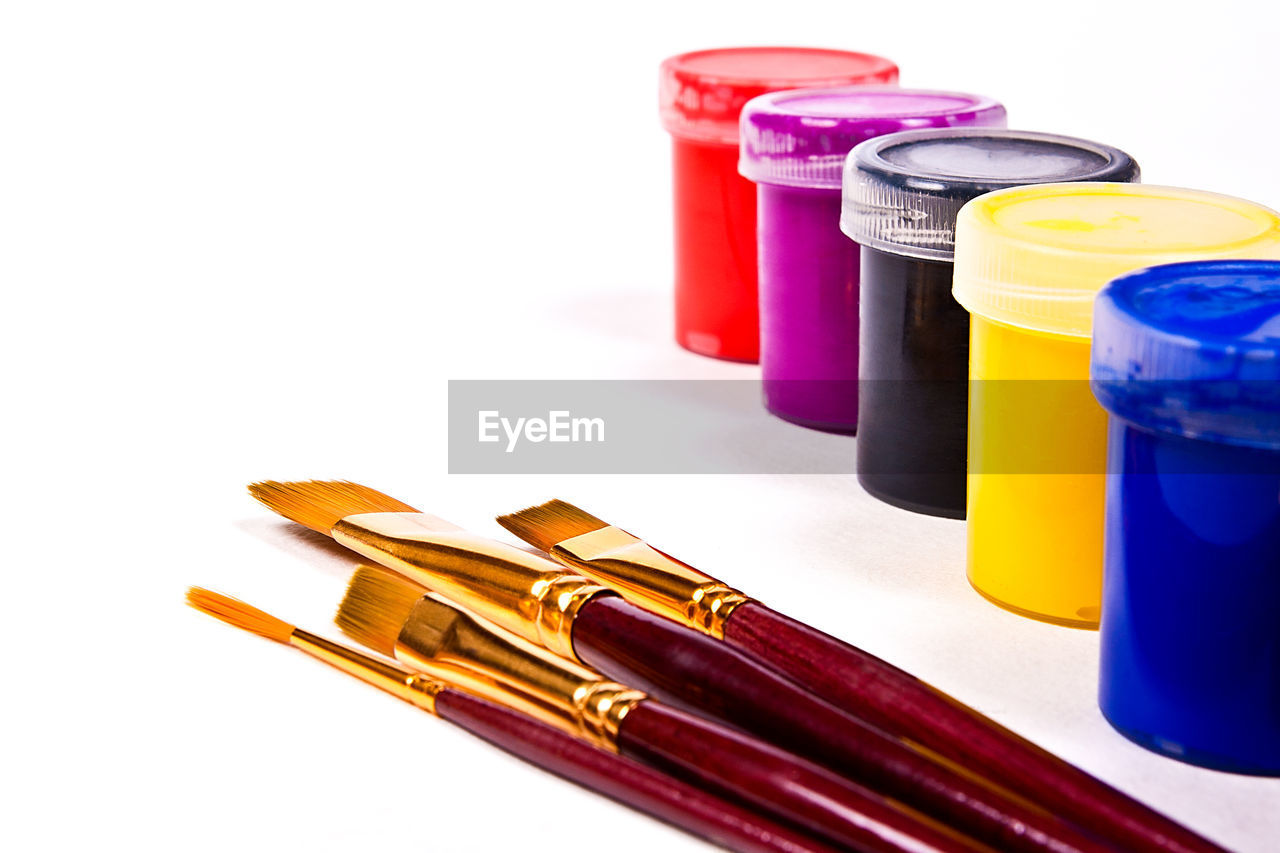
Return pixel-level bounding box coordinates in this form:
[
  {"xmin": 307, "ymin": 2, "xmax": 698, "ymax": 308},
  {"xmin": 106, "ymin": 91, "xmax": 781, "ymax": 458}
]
[
  {"xmin": 393, "ymin": 595, "xmax": 645, "ymax": 750},
  {"xmin": 332, "ymin": 512, "xmax": 609, "ymax": 660},
  {"xmin": 547, "ymin": 527, "xmax": 752, "ymax": 639},
  {"xmin": 289, "ymin": 628, "xmax": 442, "ymax": 713}
]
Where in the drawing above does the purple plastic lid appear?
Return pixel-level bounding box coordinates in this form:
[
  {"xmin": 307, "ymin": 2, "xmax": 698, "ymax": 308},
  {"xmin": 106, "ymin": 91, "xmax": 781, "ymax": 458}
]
[{"xmin": 739, "ymin": 86, "xmax": 1006, "ymax": 190}]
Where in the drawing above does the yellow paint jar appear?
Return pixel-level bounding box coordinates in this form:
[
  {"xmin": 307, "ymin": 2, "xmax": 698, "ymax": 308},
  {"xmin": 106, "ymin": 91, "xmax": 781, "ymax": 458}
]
[{"xmin": 952, "ymin": 183, "xmax": 1280, "ymax": 628}]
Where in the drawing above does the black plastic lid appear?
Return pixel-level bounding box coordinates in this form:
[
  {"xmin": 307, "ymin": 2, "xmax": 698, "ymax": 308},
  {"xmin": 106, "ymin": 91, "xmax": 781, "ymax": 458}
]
[{"xmin": 840, "ymin": 128, "xmax": 1140, "ymax": 261}]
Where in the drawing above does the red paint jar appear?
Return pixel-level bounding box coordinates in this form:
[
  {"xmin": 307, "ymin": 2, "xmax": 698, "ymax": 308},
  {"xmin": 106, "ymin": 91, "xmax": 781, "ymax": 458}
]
[{"xmin": 659, "ymin": 47, "xmax": 898, "ymax": 362}]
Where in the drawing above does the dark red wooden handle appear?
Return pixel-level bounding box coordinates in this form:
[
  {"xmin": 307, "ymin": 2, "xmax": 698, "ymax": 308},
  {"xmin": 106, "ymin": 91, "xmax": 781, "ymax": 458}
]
[
  {"xmin": 434, "ymin": 688, "xmax": 838, "ymax": 853},
  {"xmin": 573, "ymin": 594, "xmax": 1110, "ymax": 853},
  {"xmin": 722, "ymin": 602, "xmax": 1226, "ymax": 853},
  {"xmin": 618, "ymin": 698, "xmax": 987, "ymax": 853}
]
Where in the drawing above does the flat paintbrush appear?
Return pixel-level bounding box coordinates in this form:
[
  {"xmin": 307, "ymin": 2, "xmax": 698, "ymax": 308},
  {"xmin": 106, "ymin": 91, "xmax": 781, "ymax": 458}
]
[
  {"xmin": 186, "ymin": 587, "xmax": 842, "ymax": 853},
  {"xmin": 336, "ymin": 566, "xmax": 993, "ymax": 853},
  {"xmin": 250, "ymin": 480, "xmax": 1111, "ymax": 853},
  {"xmin": 495, "ymin": 500, "xmax": 1227, "ymax": 853}
]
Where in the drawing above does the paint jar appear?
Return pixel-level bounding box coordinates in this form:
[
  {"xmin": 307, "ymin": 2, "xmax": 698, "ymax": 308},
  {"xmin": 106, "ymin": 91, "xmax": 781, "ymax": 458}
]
[
  {"xmin": 841, "ymin": 129, "xmax": 1138, "ymax": 516},
  {"xmin": 1092, "ymin": 260, "xmax": 1280, "ymax": 774},
  {"xmin": 659, "ymin": 48, "xmax": 898, "ymax": 363},
  {"xmin": 738, "ymin": 89, "xmax": 1005, "ymax": 431},
  {"xmin": 952, "ymin": 184, "xmax": 1280, "ymax": 628}
]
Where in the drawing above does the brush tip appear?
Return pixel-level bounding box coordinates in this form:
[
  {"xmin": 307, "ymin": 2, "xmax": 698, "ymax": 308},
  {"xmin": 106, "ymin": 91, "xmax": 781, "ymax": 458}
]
[
  {"xmin": 187, "ymin": 587, "xmax": 296, "ymax": 643},
  {"xmin": 335, "ymin": 566, "xmax": 429, "ymax": 657},
  {"xmin": 495, "ymin": 499, "xmax": 610, "ymax": 552},
  {"xmin": 247, "ymin": 480, "xmax": 420, "ymax": 535}
]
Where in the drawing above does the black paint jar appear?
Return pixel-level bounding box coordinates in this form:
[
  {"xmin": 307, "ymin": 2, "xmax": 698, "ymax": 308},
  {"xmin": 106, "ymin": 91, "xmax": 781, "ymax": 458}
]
[{"xmin": 840, "ymin": 129, "xmax": 1140, "ymax": 518}]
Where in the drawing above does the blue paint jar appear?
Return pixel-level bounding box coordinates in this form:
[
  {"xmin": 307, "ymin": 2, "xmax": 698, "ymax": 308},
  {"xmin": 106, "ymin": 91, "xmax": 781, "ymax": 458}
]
[{"xmin": 1092, "ymin": 260, "xmax": 1280, "ymax": 775}]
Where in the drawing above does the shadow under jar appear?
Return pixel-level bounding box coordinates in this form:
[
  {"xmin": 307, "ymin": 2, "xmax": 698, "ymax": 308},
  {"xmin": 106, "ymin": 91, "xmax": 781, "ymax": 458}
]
[{"xmin": 840, "ymin": 129, "xmax": 1139, "ymax": 517}]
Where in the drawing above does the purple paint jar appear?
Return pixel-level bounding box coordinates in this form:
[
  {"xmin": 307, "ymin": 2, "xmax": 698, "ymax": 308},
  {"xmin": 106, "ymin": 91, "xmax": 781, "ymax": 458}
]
[{"xmin": 739, "ymin": 88, "xmax": 1005, "ymax": 433}]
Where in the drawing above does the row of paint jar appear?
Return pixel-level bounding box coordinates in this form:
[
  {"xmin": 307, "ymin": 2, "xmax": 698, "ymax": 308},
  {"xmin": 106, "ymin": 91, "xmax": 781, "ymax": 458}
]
[{"xmin": 660, "ymin": 47, "xmax": 1280, "ymax": 776}]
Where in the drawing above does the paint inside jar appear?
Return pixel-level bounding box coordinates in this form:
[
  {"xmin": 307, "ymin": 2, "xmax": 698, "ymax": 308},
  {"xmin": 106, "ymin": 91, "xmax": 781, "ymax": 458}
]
[
  {"xmin": 659, "ymin": 48, "xmax": 898, "ymax": 362},
  {"xmin": 1092, "ymin": 261, "xmax": 1280, "ymax": 775},
  {"xmin": 842, "ymin": 129, "xmax": 1138, "ymax": 516},
  {"xmin": 755, "ymin": 183, "xmax": 861, "ymax": 430},
  {"xmin": 739, "ymin": 88, "xmax": 1006, "ymax": 432}
]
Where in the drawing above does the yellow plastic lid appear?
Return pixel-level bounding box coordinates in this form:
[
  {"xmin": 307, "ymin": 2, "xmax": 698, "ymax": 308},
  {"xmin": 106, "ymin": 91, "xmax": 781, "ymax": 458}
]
[{"xmin": 952, "ymin": 183, "xmax": 1280, "ymax": 337}]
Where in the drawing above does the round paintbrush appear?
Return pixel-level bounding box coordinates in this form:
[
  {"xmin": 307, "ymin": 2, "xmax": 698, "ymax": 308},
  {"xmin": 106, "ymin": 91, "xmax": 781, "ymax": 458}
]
[{"xmin": 186, "ymin": 587, "xmax": 840, "ymax": 853}]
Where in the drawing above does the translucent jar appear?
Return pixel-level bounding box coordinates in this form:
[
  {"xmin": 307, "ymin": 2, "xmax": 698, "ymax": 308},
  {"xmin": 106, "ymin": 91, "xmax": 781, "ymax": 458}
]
[
  {"xmin": 1092, "ymin": 260, "xmax": 1280, "ymax": 774},
  {"xmin": 659, "ymin": 48, "xmax": 898, "ymax": 362},
  {"xmin": 738, "ymin": 88, "xmax": 1004, "ymax": 431},
  {"xmin": 952, "ymin": 183, "xmax": 1280, "ymax": 627},
  {"xmin": 842, "ymin": 129, "xmax": 1137, "ymax": 515}
]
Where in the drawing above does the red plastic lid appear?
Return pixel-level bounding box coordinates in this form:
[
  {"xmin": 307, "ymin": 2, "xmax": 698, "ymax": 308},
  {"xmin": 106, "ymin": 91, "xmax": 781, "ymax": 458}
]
[{"xmin": 660, "ymin": 47, "xmax": 899, "ymax": 145}]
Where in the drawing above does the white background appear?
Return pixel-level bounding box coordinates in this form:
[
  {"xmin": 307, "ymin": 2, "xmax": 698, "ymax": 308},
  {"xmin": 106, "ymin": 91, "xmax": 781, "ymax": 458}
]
[{"xmin": 5, "ymin": 1, "xmax": 1279, "ymax": 850}]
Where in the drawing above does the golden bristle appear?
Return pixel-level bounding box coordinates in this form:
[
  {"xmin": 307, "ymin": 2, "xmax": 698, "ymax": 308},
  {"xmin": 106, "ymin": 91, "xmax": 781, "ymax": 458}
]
[
  {"xmin": 248, "ymin": 480, "xmax": 421, "ymax": 535},
  {"xmin": 187, "ymin": 587, "xmax": 296, "ymax": 643},
  {"xmin": 495, "ymin": 499, "xmax": 611, "ymax": 552},
  {"xmin": 335, "ymin": 566, "xmax": 429, "ymax": 656}
]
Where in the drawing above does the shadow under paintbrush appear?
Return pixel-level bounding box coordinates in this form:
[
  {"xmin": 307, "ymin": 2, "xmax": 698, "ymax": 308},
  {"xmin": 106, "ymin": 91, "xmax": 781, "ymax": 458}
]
[
  {"xmin": 235, "ymin": 516, "xmax": 361, "ymax": 578},
  {"xmin": 238, "ymin": 514, "xmax": 554, "ymax": 575}
]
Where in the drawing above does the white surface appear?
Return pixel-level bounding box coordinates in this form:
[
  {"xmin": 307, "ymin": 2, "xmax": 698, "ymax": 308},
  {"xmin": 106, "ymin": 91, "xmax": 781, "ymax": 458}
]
[{"xmin": 5, "ymin": 1, "xmax": 1279, "ymax": 850}]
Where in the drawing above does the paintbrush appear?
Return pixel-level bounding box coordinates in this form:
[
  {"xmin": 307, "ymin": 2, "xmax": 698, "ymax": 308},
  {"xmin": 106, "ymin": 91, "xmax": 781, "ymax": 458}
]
[
  {"xmin": 186, "ymin": 587, "xmax": 842, "ymax": 853},
  {"xmin": 335, "ymin": 566, "xmax": 993, "ymax": 853},
  {"xmin": 495, "ymin": 500, "xmax": 1227, "ymax": 853},
  {"xmin": 249, "ymin": 480, "xmax": 1111, "ymax": 853}
]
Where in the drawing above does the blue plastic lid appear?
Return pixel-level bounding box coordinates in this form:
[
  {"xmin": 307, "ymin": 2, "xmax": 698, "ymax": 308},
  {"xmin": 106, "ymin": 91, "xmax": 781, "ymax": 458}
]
[{"xmin": 1092, "ymin": 260, "xmax": 1280, "ymax": 448}]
